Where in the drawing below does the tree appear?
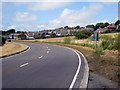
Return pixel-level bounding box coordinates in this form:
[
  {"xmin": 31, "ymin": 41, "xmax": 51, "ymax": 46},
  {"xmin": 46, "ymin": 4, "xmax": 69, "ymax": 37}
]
[
  {"xmin": 94, "ymin": 22, "xmax": 109, "ymax": 30},
  {"xmin": 115, "ymin": 20, "xmax": 120, "ymax": 26},
  {"xmin": 40, "ymin": 33, "xmax": 46, "ymax": 39},
  {"xmin": 0, "ymin": 35, "xmax": 6, "ymax": 46},
  {"xmin": 74, "ymin": 30, "xmax": 92, "ymax": 39},
  {"xmin": 50, "ymin": 33, "xmax": 56, "ymax": 38},
  {"xmin": 64, "ymin": 26, "xmax": 68, "ymax": 29},
  {"xmin": 86, "ymin": 25, "xmax": 94, "ymax": 28},
  {"xmin": 2, "ymin": 29, "xmax": 15, "ymax": 35},
  {"xmin": 74, "ymin": 25, "xmax": 80, "ymax": 29}
]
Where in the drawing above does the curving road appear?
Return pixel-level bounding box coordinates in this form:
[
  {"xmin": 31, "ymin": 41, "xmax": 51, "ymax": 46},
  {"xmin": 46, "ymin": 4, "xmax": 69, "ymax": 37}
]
[{"xmin": 2, "ymin": 42, "xmax": 86, "ymax": 89}]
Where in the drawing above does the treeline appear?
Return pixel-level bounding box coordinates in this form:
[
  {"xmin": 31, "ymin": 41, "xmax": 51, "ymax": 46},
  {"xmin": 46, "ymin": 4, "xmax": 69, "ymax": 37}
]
[
  {"xmin": 1, "ymin": 29, "xmax": 26, "ymax": 35},
  {"xmin": 2, "ymin": 29, "xmax": 15, "ymax": 35},
  {"xmin": 63, "ymin": 20, "xmax": 120, "ymax": 31}
]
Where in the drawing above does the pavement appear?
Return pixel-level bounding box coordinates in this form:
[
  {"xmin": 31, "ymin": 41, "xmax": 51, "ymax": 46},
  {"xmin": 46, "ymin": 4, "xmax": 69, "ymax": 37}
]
[{"xmin": 2, "ymin": 42, "xmax": 88, "ymax": 89}]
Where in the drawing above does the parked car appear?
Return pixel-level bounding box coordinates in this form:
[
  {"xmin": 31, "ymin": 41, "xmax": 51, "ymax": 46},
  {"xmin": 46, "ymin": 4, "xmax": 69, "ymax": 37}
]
[{"xmin": 7, "ymin": 39, "xmax": 11, "ymax": 42}]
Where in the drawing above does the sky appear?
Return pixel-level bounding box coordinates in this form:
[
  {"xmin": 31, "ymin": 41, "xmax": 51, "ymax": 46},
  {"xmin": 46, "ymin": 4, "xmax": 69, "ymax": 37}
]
[{"xmin": 0, "ymin": 1, "xmax": 119, "ymax": 31}]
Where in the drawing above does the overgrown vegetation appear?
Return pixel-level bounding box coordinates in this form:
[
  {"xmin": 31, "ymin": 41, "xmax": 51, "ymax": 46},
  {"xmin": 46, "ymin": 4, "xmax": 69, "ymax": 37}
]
[
  {"xmin": 74, "ymin": 30, "xmax": 92, "ymax": 39},
  {"xmin": 64, "ymin": 37, "xmax": 71, "ymax": 44},
  {"xmin": 101, "ymin": 34, "xmax": 119, "ymax": 50},
  {"xmin": 93, "ymin": 48, "xmax": 104, "ymax": 58},
  {"xmin": 0, "ymin": 35, "xmax": 6, "ymax": 46}
]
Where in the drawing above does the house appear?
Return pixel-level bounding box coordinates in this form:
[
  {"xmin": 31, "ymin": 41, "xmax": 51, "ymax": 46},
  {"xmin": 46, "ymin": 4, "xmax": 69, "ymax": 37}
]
[
  {"xmin": 106, "ymin": 24, "xmax": 116, "ymax": 30},
  {"xmin": 67, "ymin": 30, "xmax": 74, "ymax": 36},
  {"xmin": 96, "ymin": 27, "xmax": 105, "ymax": 34},
  {"xmin": 10, "ymin": 33, "xmax": 27, "ymax": 40},
  {"xmin": 86, "ymin": 28, "xmax": 94, "ymax": 31},
  {"xmin": 54, "ymin": 29, "xmax": 68, "ymax": 36}
]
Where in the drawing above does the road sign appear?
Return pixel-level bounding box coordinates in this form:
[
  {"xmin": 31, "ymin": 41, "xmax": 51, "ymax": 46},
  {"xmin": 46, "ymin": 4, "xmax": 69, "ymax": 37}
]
[
  {"xmin": 92, "ymin": 32, "xmax": 99, "ymax": 41},
  {"xmin": 92, "ymin": 32, "xmax": 100, "ymax": 51}
]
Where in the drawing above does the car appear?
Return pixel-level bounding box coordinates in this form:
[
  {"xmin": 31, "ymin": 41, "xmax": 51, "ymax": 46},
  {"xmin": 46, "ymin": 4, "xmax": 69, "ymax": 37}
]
[{"xmin": 7, "ymin": 39, "xmax": 11, "ymax": 42}]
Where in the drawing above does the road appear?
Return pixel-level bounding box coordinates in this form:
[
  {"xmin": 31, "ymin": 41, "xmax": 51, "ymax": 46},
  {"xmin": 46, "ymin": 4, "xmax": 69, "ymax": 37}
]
[{"xmin": 2, "ymin": 42, "xmax": 86, "ymax": 89}]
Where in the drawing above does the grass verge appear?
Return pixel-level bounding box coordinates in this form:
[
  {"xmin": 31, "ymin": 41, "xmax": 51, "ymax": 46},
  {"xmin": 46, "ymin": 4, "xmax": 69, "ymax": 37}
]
[{"xmin": 0, "ymin": 42, "xmax": 28, "ymax": 58}]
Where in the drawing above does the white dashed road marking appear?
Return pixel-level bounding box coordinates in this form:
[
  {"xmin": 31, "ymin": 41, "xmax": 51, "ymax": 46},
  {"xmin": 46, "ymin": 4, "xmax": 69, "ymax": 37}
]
[
  {"xmin": 47, "ymin": 51, "xmax": 49, "ymax": 53},
  {"xmin": 39, "ymin": 56, "xmax": 43, "ymax": 59},
  {"xmin": 20, "ymin": 63, "xmax": 29, "ymax": 67}
]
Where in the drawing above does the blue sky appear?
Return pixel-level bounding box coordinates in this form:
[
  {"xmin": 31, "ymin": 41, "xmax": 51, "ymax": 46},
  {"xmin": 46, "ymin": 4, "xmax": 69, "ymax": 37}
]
[{"xmin": 1, "ymin": 2, "xmax": 118, "ymax": 31}]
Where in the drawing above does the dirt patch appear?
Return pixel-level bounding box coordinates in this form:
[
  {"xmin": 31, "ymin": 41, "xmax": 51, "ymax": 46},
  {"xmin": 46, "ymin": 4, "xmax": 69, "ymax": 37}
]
[{"xmin": 0, "ymin": 42, "xmax": 28, "ymax": 57}]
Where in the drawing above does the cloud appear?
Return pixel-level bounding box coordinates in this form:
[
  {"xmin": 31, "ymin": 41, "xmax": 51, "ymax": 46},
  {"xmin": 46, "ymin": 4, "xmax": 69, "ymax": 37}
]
[
  {"xmin": 37, "ymin": 25, "xmax": 45, "ymax": 28},
  {"xmin": 2, "ymin": 0, "xmax": 119, "ymax": 2},
  {"xmin": 46, "ymin": 3, "xmax": 104, "ymax": 29},
  {"xmin": 2, "ymin": 24, "xmax": 46, "ymax": 31},
  {"xmin": 27, "ymin": 2, "xmax": 69, "ymax": 11},
  {"xmin": 13, "ymin": 12, "xmax": 38, "ymax": 22}
]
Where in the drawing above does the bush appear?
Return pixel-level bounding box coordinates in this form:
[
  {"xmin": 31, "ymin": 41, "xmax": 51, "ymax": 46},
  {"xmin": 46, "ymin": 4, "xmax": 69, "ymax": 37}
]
[
  {"xmin": 50, "ymin": 33, "xmax": 56, "ymax": 38},
  {"xmin": 74, "ymin": 30, "xmax": 92, "ymax": 39},
  {"xmin": 0, "ymin": 35, "xmax": 6, "ymax": 46},
  {"xmin": 80, "ymin": 43, "xmax": 95, "ymax": 49},
  {"xmin": 64, "ymin": 37, "xmax": 71, "ymax": 44},
  {"xmin": 101, "ymin": 34, "xmax": 119, "ymax": 50},
  {"xmin": 100, "ymin": 35, "xmax": 112, "ymax": 40},
  {"xmin": 93, "ymin": 48, "xmax": 104, "ymax": 58},
  {"xmin": 35, "ymin": 34, "xmax": 46, "ymax": 39}
]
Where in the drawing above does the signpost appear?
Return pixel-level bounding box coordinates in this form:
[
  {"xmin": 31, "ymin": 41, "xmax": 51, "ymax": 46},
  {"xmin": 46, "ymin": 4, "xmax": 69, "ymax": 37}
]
[{"xmin": 92, "ymin": 32, "xmax": 99, "ymax": 51}]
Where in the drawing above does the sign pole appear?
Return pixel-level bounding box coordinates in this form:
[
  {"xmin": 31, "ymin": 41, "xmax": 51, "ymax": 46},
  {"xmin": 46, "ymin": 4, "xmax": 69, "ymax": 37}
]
[{"xmin": 95, "ymin": 33, "xmax": 97, "ymax": 51}]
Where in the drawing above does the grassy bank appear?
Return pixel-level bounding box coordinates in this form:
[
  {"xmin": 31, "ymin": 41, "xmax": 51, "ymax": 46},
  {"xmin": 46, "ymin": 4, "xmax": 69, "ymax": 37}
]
[{"xmin": 0, "ymin": 42, "xmax": 28, "ymax": 57}]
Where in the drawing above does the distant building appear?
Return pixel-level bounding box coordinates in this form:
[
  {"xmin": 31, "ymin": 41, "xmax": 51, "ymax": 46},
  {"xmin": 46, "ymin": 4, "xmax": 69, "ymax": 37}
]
[
  {"xmin": 86, "ymin": 28, "xmax": 94, "ymax": 31},
  {"xmin": 9, "ymin": 33, "xmax": 27, "ymax": 40},
  {"xmin": 96, "ymin": 27, "xmax": 105, "ymax": 34},
  {"xmin": 106, "ymin": 24, "xmax": 116, "ymax": 30}
]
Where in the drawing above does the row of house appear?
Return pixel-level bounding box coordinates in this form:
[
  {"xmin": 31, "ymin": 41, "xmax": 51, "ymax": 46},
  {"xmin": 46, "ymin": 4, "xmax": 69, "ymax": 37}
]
[
  {"xmin": 96, "ymin": 24, "xmax": 118, "ymax": 33},
  {"xmin": 5, "ymin": 23, "xmax": 119, "ymax": 40}
]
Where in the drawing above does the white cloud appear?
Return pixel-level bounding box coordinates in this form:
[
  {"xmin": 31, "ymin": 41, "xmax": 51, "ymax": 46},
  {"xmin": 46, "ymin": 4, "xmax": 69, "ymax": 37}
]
[
  {"xmin": 37, "ymin": 25, "xmax": 45, "ymax": 28},
  {"xmin": 8, "ymin": 25, "xmax": 16, "ymax": 29},
  {"xmin": 27, "ymin": 2, "xmax": 68, "ymax": 11},
  {"xmin": 2, "ymin": 24, "xmax": 46, "ymax": 31},
  {"xmin": 13, "ymin": 12, "xmax": 38, "ymax": 22},
  {"xmin": 2, "ymin": 0, "xmax": 119, "ymax": 2},
  {"xmin": 46, "ymin": 3, "xmax": 104, "ymax": 28}
]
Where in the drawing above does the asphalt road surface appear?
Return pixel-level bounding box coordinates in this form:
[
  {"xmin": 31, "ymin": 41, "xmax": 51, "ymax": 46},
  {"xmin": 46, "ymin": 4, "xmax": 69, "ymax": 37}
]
[{"xmin": 2, "ymin": 42, "xmax": 84, "ymax": 89}]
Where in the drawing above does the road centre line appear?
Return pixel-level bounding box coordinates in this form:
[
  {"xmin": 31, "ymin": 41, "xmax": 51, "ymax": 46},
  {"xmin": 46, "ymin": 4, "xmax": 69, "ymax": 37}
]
[
  {"xmin": 20, "ymin": 63, "xmax": 29, "ymax": 68},
  {"xmin": 47, "ymin": 51, "xmax": 49, "ymax": 53},
  {"xmin": 39, "ymin": 56, "xmax": 43, "ymax": 59}
]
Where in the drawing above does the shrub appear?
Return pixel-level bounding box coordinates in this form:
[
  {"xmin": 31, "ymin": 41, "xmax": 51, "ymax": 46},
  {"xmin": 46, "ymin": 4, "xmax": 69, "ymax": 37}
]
[
  {"xmin": 64, "ymin": 37, "xmax": 71, "ymax": 44},
  {"xmin": 101, "ymin": 34, "xmax": 119, "ymax": 50},
  {"xmin": 100, "ymin": 35, "xmax": 112, "ymax": 40},
  {"xmin": 74, "ymin": 30, "xmax": 92, "ymax": 39},
  {"xmin": 50, "ymin": 33, "xmax": 56, "ymax": 38},
  {"xmin": 93, "ymin": 48, "xmax": 104, "ymax": 58},
  {"xmin": 0, "ymin": 35, "xmax": 6, "ymax": 46}
]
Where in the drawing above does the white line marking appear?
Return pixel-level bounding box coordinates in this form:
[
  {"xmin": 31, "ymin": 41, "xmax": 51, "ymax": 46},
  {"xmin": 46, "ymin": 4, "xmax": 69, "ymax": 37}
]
[
  {"xmin": 39, "ymin": 56, "xmax": 43, "ymax": 59},
  {"xmin": 68, "ymin": 49, "xmax": 81, "ymax": 90},
  {"xmin": 46, "ymin": 47, "xmax": 48, "ymax": 48},
  {"xmin": 47, "ymin": 51, "xmax": 49, "ymax": 53},
  {"xmin": 48, "ymin": 49, "xmax": 50, "ymax": 51},
  {"xmin": 44, "ymin": 44, "xmax": 81, "ymax": 89},
  {"xmin": 20, "ymin": 63, "xmax": 29, "ymax": 67}
]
